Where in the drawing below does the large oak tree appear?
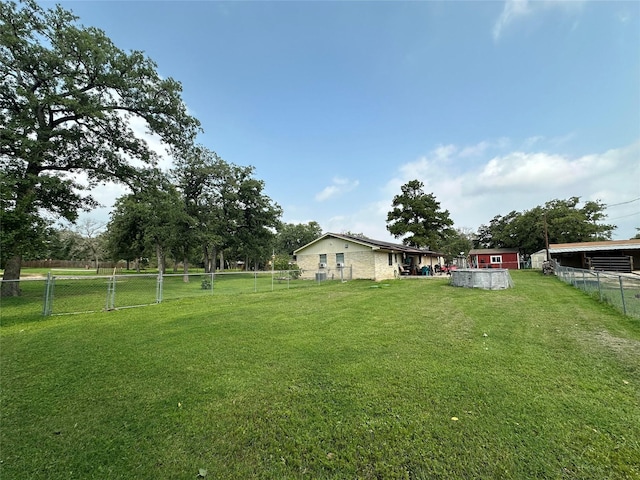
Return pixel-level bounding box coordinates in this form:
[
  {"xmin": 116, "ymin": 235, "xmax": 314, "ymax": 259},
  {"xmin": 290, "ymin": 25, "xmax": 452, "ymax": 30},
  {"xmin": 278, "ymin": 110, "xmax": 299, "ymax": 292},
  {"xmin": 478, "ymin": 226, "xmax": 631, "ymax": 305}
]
[{"xmin": 0, "ymin": 0, "xmax": 200, "ymax": 295}]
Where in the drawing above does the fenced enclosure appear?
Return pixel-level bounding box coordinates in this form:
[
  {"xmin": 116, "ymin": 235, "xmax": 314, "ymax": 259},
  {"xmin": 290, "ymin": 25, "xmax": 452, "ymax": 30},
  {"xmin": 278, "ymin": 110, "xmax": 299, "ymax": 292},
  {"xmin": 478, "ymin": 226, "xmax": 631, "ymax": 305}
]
[
  {"xmin": 555, "ymin": 264, "xmax": 640, "ymax": 319},
  {"xmin": 1, "ymin": 269, "xmax": 333, "ymax": 318}
]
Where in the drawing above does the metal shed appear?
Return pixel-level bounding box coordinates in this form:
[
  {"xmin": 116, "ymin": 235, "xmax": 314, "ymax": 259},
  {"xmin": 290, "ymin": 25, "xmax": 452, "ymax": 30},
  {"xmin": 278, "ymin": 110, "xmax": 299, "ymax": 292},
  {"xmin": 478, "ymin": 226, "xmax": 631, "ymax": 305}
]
[{"xmin": 532, "ymin": 239, "xmax": 640, "ymax": 273}]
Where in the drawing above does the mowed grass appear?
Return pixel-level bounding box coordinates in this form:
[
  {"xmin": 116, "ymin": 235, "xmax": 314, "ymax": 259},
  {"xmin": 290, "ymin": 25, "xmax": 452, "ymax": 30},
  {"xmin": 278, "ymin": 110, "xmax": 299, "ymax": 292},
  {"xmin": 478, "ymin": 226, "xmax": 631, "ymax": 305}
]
[
  {"xmin": 0, "ymin": 270, "xmax": 311, "ymax": 319},
  {"xmin": 1, "ymin": 271, "xmax": 639, "ymax": 479}
]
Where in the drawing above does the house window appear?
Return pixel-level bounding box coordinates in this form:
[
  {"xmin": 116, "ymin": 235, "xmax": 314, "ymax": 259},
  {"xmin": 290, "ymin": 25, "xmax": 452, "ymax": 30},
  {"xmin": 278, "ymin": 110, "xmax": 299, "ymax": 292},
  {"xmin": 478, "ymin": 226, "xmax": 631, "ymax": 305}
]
[
  {"xmin": 490, "ymin": 255, "xmax": 502, "ymax": 264},
  {"xmin": 336, "ymin": 253, "xmax": 344, "ymax": 266},
  {"xmin": 319, "ymin": 254, "xmax": 327, "ymax": 267},
  {"xmin": 388, "ymin": 253, "xmax": 393, "ymax": 266}
]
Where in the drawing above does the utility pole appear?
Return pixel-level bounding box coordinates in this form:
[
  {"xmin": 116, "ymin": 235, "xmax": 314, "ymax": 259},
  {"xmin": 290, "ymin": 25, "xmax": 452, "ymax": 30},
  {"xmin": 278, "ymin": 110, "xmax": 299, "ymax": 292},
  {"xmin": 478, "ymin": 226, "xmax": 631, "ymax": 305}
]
[{"xmin": 543, "ymin": 212, "xmax": 550, "ymax": 262}]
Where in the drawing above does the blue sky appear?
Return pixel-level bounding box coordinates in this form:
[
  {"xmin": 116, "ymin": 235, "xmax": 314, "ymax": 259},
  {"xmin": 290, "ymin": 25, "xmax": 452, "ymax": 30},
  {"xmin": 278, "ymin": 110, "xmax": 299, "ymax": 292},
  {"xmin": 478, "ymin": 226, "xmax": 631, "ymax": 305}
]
[{"xmin": 51, "ymin": 0, "xmax": 639, "ymax": 241}]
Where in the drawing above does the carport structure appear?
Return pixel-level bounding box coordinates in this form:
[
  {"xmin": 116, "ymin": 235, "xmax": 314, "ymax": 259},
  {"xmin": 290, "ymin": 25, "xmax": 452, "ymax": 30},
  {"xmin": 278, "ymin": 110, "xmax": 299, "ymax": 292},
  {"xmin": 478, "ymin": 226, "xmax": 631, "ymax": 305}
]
[{"xmin": 531, "ymin": 239, "xmax": 640, "ymax": 273}]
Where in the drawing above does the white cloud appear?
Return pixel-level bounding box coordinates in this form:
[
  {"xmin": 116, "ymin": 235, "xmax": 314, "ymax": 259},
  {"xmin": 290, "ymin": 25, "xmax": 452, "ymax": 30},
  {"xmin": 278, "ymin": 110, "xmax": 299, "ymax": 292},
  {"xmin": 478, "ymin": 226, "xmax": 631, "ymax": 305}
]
[
  {"xmin": 493, "ymin": 0, "xmax": 585, "ymax": 41},
  {"xmin": 521, "ymin": 136, "xmax": 543, "ymax": 149},
  {"xmin": 468, "ymin": 146, "xmax": 628, "ymax": 195},
  {"xmin": 315, "ymin": 177, "xmax": 360, "ymax": 202},
  {"xmin": 375, "ymin": 140, "xmax": 639, "ymax": 241},
  {"xmin": 493, "ymin": 0, "xmax": 531, "ymax": 41},
  {"xmin": 617, "ymin": 11, "xmax": 630, "ymax": 24},
  {"xmin": 283, "ymin": 139, "xmax": 638, "ymax": 244},
  {"xmin": 458, "ymin": 138, "xmax": 513, "ymax": 158},
  {"xmin": 459, "ymin": 141, "xmax": 491, "ymax": 158}
]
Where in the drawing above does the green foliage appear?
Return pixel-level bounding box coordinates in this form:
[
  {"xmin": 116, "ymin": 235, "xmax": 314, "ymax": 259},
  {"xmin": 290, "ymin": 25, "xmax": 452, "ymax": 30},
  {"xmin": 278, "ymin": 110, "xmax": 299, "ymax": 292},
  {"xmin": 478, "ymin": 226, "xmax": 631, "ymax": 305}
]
[
  {"xmin": 104, "ymin": 196, "xmax": 148, "ymax": 268},
  {"xmin": 475, "ymin": 197, "xmax": 614, "ymax": 255},
  {"xmin": 441, "ymin": 227, "xmax": 475, "ymax": 262},
  {"xmin": 171, "ymin": 145, "xmax": 281, "ymax": 272},
  {"xmin": 386, "ymin": 179, "xmax": 454, "ymax": 249},
  {"xmin": 107, "ymin": 170, "xmax": 189, "ymax": 274},
  {"xmin": 274, "ymin": 221, "xmax": 323, "ymax": 255},
  {"xmin": 272, "ymin": 253, "xmax": 300, "ymax": 278},
  {"xmin": 39, "ymin": 228, "xmax": 83, "ymax": 261},
  {"xmin": 341, "ymin": 231, "xmax": 368, "ymax": 239},
  {"xmin": 0, "ymin": 0, "xmax": 199, "ymax": 287},
  {"xmin": 200, "ymin": 276, "xmax": 212, "ymax": 290},
  {"xmin": 171, "ymin": 145, "xmax": 227, "ymax": 271},
  {"xmin": 233, "ymin": 176, "xmax": 282, "ymax": 267}
]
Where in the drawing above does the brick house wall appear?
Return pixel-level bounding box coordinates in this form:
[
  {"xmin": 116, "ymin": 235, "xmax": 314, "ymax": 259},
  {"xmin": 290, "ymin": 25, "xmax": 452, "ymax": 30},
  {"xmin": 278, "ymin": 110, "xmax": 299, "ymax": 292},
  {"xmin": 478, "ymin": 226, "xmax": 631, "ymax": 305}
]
[{"xmin": 295, "ymin": 235, "xmax": 443, "ymax": 281}]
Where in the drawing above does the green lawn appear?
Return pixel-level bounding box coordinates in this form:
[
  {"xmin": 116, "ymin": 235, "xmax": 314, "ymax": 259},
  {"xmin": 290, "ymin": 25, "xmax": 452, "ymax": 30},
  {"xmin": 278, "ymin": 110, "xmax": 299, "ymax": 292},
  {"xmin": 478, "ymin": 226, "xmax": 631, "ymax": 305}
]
[
  {"xmin": 0, "ymin": 270, "xmax": 311, "ymax": 319},
  {"xmin": 1, "ymin": 271, "xmax": 639, "ymax": 479}
]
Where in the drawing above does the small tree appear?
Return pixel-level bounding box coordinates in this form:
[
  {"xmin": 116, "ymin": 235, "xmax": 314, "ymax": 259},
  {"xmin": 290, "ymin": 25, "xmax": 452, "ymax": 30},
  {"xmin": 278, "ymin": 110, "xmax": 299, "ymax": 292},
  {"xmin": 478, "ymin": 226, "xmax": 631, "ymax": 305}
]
[
  {"xmin": 442, "ymin": 227, "xmax": 475, "ymax": 264},
  {"xmin": 73, "ymin": 219, "xmax": 107, "ymax": 271}
]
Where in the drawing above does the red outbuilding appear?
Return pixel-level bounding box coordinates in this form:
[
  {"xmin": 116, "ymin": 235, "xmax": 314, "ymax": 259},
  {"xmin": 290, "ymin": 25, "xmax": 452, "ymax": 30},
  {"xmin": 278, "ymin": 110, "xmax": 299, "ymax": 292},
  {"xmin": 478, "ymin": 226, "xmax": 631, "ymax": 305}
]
[{"xmin": 469, "ymin": 248, "xmax": 521, "ymax": 270}]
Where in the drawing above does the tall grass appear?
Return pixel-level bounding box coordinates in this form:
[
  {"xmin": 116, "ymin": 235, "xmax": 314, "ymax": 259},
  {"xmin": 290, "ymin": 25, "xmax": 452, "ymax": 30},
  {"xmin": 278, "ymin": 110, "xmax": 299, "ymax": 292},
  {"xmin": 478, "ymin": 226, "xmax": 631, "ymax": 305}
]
[{"xmin": 1, "ymin": 271, "xmax": 638, "ymax": 479}]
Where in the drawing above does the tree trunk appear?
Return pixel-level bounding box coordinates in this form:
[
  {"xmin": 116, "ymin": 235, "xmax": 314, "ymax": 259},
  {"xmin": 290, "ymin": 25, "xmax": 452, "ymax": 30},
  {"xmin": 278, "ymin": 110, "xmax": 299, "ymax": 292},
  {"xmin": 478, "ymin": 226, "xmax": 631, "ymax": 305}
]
[
  {"xmin": 1, "ymin": 255, "xmax": 22, "ymax": 297},
  {"xmin": 203, "ymin": 244, "xmax": 211, "ymax": 273},
  {"xmin": 183, "ymin": 256, "xmax": 189, "ymax": 282},
  {"xmin": 156, "ymin": 242, "xmax": 165, "ymax": 275},
  {"xmin": 2, "ymin": 166, "xmax": 37, "ymax": 297},
  {"xmin": 219, "ymin": 250, "xmax": 224, "ymax": 272}
]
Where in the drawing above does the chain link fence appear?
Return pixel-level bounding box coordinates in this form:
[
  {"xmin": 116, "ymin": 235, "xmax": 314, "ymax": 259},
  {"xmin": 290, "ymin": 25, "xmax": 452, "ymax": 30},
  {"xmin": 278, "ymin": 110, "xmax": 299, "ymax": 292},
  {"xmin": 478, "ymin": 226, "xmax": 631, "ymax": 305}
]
[
  {"xmin": 1, "ymin": 269, "xmax": 339, "ymax": 318},
  {"xmin": 554, "ymin": 264, "xmax": 640, "ymax": 319}
]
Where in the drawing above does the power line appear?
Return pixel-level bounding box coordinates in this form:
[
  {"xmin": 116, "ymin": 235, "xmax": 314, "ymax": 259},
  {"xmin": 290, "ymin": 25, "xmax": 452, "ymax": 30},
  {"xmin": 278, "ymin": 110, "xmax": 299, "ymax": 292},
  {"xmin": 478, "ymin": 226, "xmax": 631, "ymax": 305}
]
[
  {"xmin": 608, "ymin": 211, "xmax": 640, "ymax": 221},
  {"xmin": 606, "ymin": 197, "xmax": 640, "ymax": 208}
]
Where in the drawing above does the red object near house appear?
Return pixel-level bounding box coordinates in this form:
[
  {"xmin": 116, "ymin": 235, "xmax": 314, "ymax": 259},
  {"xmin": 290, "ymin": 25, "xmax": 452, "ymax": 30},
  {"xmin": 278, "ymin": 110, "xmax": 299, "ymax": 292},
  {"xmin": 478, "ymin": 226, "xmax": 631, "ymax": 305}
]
[{"xmin": 469, "ymin": 249, "xmax": 521, "ymax": 270}]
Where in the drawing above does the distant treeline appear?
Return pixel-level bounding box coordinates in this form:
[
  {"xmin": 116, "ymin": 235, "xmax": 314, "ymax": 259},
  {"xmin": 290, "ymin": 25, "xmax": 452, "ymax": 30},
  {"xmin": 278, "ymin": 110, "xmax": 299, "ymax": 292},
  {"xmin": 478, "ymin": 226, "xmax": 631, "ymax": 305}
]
[{"xmin": 22, "ymin": 260, "xmax": 126, "ymax": 269}]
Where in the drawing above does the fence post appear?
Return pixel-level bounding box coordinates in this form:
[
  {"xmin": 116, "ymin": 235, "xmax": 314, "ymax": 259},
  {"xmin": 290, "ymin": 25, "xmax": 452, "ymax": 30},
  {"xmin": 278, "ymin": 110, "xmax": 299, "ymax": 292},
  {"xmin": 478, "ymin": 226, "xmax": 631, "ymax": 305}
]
[
  {"xmin": 156, "ymin": 273, "xmax": 163, "ymax": 303},
  {"xmin": 619, "ymin": 276, "xmax": 627, "ymax": 316},
  {"xmin": 596, "ymin": 271, "xmax": 602, "ymax": 302},
  {"xmin": 210, "ymin": 271, "xmax": 214, "ymax": 294},
  {"xmin": 42, "ymin": 272, "xmax": 54, "ymax": 316},
  {"xmin": 105, "ymin": 274, "xmax": 116, "ymax": 311}
]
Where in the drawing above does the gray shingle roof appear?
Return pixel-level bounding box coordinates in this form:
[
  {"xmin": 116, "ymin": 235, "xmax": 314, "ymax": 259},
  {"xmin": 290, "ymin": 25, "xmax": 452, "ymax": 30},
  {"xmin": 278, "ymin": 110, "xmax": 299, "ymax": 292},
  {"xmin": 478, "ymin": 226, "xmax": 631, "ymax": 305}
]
[{"xmin": 294, "ymin": 232, "xmax": 441, "ymax": 255}]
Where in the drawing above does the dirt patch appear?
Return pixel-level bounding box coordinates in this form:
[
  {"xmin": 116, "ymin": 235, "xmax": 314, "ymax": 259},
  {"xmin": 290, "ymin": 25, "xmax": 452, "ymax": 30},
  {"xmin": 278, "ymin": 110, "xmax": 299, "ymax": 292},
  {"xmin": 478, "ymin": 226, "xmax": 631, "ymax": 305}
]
[{"xmin": 576, "ymin": 329, "xmax": 640, "ymax": 365}]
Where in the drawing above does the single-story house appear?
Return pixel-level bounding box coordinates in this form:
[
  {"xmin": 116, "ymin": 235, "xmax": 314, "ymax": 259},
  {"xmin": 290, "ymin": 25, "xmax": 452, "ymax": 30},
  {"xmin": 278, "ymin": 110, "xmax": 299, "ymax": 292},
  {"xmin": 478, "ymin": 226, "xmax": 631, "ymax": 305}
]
[
  {"xmin": 293, "ymin": 233, "xmax": 445, "ymax": 281},
  {"xmin": 469, "ymin": 248, "xmax": 521, "ymax": 270},
  {"xmin": 531, "ymin": 239, "xmax": 640, "ymax": 273}
]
